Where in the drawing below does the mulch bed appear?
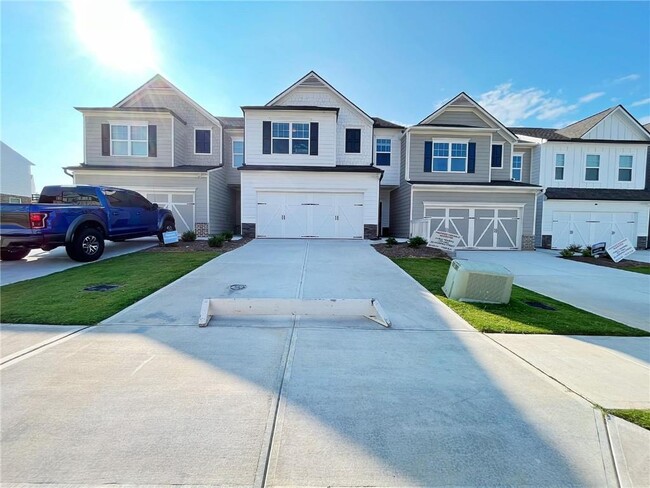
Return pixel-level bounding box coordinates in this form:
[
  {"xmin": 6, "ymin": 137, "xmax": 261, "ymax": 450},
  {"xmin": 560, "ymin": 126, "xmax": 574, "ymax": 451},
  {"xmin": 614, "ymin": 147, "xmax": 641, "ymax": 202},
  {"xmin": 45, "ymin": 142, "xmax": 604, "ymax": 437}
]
[
  {"xmin": 145, "ymin": 237, "xmax": 253, "ymax": 253},
  {"xmin": 563, "ymin": 255, "xmax": 649, "ymax": 270},
  {"xmin": 372, "ymin": 242, "xmax": 450, "ymax": 259}
]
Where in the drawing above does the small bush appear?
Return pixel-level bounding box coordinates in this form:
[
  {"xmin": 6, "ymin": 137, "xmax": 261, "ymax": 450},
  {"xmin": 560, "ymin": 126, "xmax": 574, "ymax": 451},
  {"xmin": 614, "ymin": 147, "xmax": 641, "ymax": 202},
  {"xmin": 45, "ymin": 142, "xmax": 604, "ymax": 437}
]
[
  {"xmin": 181, "ymin": 230, "xmax": 197, "ymax": 242},
  {"xmin": 385, "ymin": 236, "xmax": 398, "ymax": 247},
  {"xmin": 559, "ymin": 247, "xmax": 575, "ymax": 258},
  {"xmin": 221, "ymin": 230, "xmax": 234, "ymax": 241},
  {"xmin": 567, "ymin": 244, "xmax": 583, "ymax": 253},
  {"xmin": 407, "ymin": 236, "xmax": 427, "ymax": 248},
  {"xmin": 581, "ymin": 246, "xmax": 592, "ymax": 257},
  {"xmin": 208, "ymin": 234, "xmax": 225, "ymax": 248}
]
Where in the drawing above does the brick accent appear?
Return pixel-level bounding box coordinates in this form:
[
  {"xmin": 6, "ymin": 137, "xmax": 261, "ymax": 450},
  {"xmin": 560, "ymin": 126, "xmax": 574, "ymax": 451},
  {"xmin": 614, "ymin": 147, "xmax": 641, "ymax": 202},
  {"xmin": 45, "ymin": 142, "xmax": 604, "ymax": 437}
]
[
  {"xmin": 541, "ymin": 235, "xmax": 552, "ymax": 249},
  {"xmin": 637, "ymin": 236, "xmax": 648, "ymax": 250},
  {"xmin": 522, "ymin": 235, "xmax": 535, "ymax": 250},
  {"xmin": 241, "ymin": 223, "xmax": 256, "ymax": 238},
  {"xmin": 195, "ymin": 223, "xmax": 208, "ymax": 238},
  {"xmin": 364, "ymin": 224, "xmax": 378, "ymax": 239}
]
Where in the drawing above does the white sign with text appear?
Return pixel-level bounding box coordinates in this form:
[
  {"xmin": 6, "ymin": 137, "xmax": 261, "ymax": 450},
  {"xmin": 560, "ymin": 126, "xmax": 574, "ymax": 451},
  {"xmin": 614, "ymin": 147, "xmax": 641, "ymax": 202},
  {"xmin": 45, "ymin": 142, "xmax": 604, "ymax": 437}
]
[
  {"xmin": 162, "ymin": 231, "xmax": 179, "ymax": 245},
  {"xmin": 427, "ymin": 230, "xmax": 462, "ymax": 252},
  {"xmin": 606, "ymin": 238, "xmax": 635, "ymax": 263}
]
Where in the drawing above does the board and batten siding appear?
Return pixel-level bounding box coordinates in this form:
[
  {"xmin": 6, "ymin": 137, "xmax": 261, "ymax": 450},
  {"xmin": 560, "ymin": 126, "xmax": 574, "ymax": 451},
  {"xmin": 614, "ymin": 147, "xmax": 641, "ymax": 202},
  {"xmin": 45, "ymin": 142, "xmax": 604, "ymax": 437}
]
[
  {"xmin": 539, "ymin": 142, "xmax": 648, "ymax": 189},
  {"xmin": 408, "ymin": 132, "xmax": 491, "ymax": 183},
  {"xmin": 208, "ymin": 167, "xmax": 233, "ymax": 234},
  {"xmin": 273, "ymin": 86, "xmax": 373, "ymax": 166},
  {"xmin": 123, "ymin": 90, "xmax": 221, "ymax": 167},
  {"xmin": 373, "ymin": 128, "xmax": 402, "ymax": 186},
  {"xmin": 73, "ymin": 171, "xmax": 209, "ymax": 225},
  {"xmin": 389, "ymin": 135, "xmax": 412, "ymax": 237},
  {"xmin": 240, "ymin": 171, "xmax": 380, "ymax": 225},
  {"xmin": 584, "ymin": 110, "xmax": 649, "ymax": 141},
  {"xmin": 84, "ymin": 113, "xmax": 173, "ymax": 167},
  {"xmin": 223, "ymin": 128, "xmax": 243, "ymax": 185},
  {"xmin": 411, "ymin": 189, "xmax": 538, "ymax": 236},
  {"xmin": 244, "ymin": 109, "xmax": 337, "ymax": 167}
]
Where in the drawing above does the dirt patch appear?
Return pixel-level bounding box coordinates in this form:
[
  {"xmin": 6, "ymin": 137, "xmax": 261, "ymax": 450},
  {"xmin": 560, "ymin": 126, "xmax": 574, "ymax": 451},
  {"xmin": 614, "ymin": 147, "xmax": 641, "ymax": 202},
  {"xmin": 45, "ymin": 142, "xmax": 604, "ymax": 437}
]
[
  {"xmin": 563, "ymin": 255, "xmax": 649, "ymax": 270},
  {"xmin": 146, "ymin": 237, "xmax": 253, "ymax": 253},
  {"xmin": 372, "ymin": 242, "xmax": 450, "ymax": 259}
]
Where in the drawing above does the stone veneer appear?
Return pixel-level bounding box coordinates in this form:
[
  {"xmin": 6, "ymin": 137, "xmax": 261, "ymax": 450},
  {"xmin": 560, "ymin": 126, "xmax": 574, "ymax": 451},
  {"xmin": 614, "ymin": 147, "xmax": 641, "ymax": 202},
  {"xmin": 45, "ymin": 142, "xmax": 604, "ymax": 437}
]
[
  {"xmin": 521, "ymin": 235, "xmax": 535, "ymax": 250},
  {"xmin": 363, "ymin": 224, "xmax": 378, "ymax": 240},
  {"xmin": 241, "ymin": 223, "xmax": 256, "ymax": 238},
  {"xmin": 195, "ymin": 223, "xmax": 208, "ymax": 238},
  {"xmin": 541, "ymin": 235, "xmax": 552, "ymax": 249}
]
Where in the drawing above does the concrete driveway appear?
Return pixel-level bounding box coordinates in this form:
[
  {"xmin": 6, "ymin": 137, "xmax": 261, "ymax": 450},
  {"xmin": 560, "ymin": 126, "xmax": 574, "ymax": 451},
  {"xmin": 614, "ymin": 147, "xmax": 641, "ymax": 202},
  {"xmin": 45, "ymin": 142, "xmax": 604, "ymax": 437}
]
[
  {"xmin": 0, "ymin": 237, "xmax": 158, "ymax": 286},
  {"xmin": 457, "ymin": 249, "xmax": 650, "ymax": 332},
  {"xmin": 1, "ymin": 241, "xmax": 621, "ymax": 486}
]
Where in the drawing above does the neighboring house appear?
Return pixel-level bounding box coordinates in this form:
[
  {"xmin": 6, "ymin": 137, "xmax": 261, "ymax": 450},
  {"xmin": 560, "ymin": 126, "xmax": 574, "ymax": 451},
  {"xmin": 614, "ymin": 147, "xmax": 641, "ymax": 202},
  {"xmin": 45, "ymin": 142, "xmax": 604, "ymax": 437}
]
[
  {"xmin": 513, "ymin": 106, "xmax": 650, "ymax": 250},
  {"xmin": 1, "ymin": 142, "xmax": 36, "ymax": 203}
]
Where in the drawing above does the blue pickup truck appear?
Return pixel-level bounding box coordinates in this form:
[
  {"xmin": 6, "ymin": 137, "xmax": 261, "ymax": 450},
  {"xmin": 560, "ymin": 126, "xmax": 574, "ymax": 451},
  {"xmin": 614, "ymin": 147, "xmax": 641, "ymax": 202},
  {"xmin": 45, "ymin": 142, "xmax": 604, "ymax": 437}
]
[{"xmin": 0, "ymin": 185, "xmax": 175, "ymax": 262}]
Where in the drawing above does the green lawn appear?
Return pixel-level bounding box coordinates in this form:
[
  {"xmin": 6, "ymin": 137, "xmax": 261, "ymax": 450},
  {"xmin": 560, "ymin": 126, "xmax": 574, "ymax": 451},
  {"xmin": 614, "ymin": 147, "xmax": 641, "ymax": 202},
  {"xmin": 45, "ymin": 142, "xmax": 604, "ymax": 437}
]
[
  {"xmin": 0, "ymin": 252, "xmax": 218, "ymax": 325},
  {"xmin": 607, "ymin": 409, "xmax": 650, "ymax": 430},
  {"xmin": 626, "ymin": 266, "xmax": 650, "ymax": 275},
  {"xmin": 394, "ymin": 258, "xmax": 649, "ymax": 336}
]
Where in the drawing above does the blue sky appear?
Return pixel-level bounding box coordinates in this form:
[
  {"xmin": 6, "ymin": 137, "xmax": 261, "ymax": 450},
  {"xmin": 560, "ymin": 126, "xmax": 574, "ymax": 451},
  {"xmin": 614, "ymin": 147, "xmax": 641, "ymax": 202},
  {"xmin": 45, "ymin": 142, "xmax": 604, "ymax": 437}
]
[{"xmin": 2, "ymin": 0, "xmax": 649, "ymax": 188}]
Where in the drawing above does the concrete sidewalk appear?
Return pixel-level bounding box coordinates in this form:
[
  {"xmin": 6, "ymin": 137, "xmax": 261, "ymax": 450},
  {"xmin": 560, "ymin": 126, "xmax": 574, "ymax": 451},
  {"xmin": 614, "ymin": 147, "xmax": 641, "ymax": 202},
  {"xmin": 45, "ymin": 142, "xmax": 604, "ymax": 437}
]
[{"xmin": 457, "ymin": 249, "xmax": 650, "ymax": 332}]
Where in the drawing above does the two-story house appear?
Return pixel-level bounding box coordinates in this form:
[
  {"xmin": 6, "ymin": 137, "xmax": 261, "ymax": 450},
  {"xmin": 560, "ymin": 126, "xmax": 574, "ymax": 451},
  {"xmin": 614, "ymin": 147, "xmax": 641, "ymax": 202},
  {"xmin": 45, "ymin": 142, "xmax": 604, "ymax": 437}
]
[
  {"xmin": 513, "ymin": 106, "xmax": 650, "ymax": 249},
  {"xmin": 391, "ymin": 93, "xmax": 543, "ymax": 250}
]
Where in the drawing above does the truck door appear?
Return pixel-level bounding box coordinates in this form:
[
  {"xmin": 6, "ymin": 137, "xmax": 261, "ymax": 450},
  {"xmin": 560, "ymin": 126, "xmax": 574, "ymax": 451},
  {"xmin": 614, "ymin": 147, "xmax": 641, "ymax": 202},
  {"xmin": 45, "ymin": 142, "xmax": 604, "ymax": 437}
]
[
  {"xmin": 128, "ymin": 191, "xmax": 159, "ymax": 233},
  {"xmin": 102, "ymin": 189, "xmax": 139, "ymax": 236}
]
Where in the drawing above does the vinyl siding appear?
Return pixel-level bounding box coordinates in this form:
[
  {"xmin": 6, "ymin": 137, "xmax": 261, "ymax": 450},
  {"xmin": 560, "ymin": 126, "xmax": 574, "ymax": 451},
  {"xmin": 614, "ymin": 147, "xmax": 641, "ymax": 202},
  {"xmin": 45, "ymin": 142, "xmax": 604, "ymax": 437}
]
[
  {"xmin": 512, "ymin": 146, "xmax": 532, "ymax": 184},
  {"xmin": 374, "ymin": 128, "xmax": 402, "ymax": 186},
  {"xmin": 208, "ymin": 168, "xmax": 233, "ymax": 233},
  {"xmin": 583, "ymin": 110, "xmax": 649, "ymax": 141},
  {"xmin": 490, "ymin": 135, "xmax": 512, "ymax": 181},
  {"xmin": 84, "ymin": 113, "xmax": 173, "ymax": 167},
  {"xmin": 408, "ymin": 132, "xmax": 491, "ymax": 183},
  {"xmin": 431, "ymin": 110, "xmax": 490, "ymax": 128},
  {"xmin": 530, "ymin": 145, "xmax": 542, "ymax": 185},
  {"xmin": 534, "ymin": 192, "xmax": 544, "ymax": 247},
  {"xmin": 0, "ymin": 142, "xmax": 33, "ymax": 197},
  {"xmin": 223, "ymin": 128, "xmax": 244, "ymax": 185},
  {"xmin": 389, "ymin": 135, "xmax": 412, "ymax": 237}
]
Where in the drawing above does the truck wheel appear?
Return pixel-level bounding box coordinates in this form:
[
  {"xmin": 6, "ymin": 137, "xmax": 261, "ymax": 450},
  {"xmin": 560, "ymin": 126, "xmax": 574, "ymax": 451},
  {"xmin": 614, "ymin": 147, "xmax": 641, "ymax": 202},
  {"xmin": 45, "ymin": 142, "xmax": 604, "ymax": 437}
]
[
  {"xmin": 66, "ymin": 228, "xmax": 105, "ymax": 262},
  {"xmin": 0, "ymin": 248, "xmax": 30, "ymax": 261},
  {"xmin": 158, "ymin": 218, "xmax": 176, "ymax": 243}
]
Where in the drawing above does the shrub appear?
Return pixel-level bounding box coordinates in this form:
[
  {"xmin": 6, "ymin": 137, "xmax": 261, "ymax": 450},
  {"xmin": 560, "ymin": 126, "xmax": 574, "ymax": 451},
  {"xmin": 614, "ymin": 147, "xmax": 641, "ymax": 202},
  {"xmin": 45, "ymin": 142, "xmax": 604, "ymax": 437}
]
[
  {"xmin": 559, "ymin": 247, "xmax": 575, "ymax": 258},
  {"xmin": 181, "ymin": 230, "xmax": 197, "ymax": 242},
  {"xmin": 581, "ymin": 246, "xmax": 592, "ymax": 257},
  {"xmin": 385, "ymin": 236, "xmax": 398, "ymax": 247},
  {"xmin": 221, "ymin": 230, "xmax": 234, "ymax": 242},
  {"xmin": 567, "ymin": 244, "xmax": 583, "ymax": 253},
  {"xmin": 407, "ymin": 236, "xmax": 427, "ymax": 248},
  {"xmin": 208, "ymin": 234, "xmax": 225, "ymax": 248}
]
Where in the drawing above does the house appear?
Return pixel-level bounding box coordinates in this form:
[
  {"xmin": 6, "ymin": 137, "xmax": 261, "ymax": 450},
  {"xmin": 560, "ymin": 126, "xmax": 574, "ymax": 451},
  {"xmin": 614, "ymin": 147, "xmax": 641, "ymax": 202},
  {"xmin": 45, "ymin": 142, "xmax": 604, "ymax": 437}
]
[
  {"xmin": 1, "ymin": 142, "xmax": 36, "ymax": 203},
  {"xmin": 513, "ymin": 106, "xmax": 650, "ymax": 249}
]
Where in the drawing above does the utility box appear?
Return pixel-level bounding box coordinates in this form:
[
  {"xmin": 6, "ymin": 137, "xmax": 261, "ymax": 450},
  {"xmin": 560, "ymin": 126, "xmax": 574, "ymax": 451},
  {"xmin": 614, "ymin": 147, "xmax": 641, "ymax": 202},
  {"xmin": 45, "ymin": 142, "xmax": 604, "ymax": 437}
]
[{"xmin": 442, "ymin": 259, "xmax": 514, "ymax": 304}]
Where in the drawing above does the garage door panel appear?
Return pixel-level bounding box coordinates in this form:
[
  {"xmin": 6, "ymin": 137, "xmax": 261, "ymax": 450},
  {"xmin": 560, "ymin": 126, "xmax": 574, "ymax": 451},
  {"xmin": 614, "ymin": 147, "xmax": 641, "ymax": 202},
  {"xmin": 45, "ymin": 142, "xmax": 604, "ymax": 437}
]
[
  {"xmin": 551, "ymin": 210, "xmax": 638, "ymax": 249},
  {"xmin": 473, "ymin": 210, "xmax": 495, "ymax": 248},
  {"xmin": 448, "ymin": 209, "xmax": 470, "ymax": 247},
  {"xmin": 496, "ymin": 210, "xmax": 519, "ymax": 248},
  {"xmin": 144, "ymin": 192, "xmax": 195, "ymax": 234}
]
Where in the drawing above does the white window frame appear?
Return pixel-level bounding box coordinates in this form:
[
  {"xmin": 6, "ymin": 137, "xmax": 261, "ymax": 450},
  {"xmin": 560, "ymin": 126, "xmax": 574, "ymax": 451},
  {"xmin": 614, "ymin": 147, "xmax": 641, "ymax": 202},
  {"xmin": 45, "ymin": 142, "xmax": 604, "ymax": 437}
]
[
  {"xmin": 345, "ymin": 127, "xmax": 363, "ymax": 154},
  {"xmin": 110, "ymin": 121, "xmax": 148, "ymax": 157},
  {"xmin": 585, "ymin": 154, "xmax": 601, "ymax": 182},
  {"xmin": 375, "ymin": 138, "xmax": 391, "ymax": 166},
  {"xmin": 271, "ymin": 122, "xmax": 310, "ymax": 155},
  {"xmin": 618, "ymin": 154, "xmax": 633, "ymax": 182},
  {"xmin": 232, "ymin": 138, "xmax": 244, "ymax": 168},
  {"xmin": 554, "ymin": 153, "xmax": 565, "ymax": 181},
  {"xmin": 194, "ymin": 127, "xmax": 212, "ymax": 155},
  {"xmin": 511, "ymin": 153, "xmax": 524, "ymax": 182},
  {"xmin": 8, "ymin": 196, "xmax": 21, "ymax": 203},
  {"xmin": 432, "ymin": 139, "xmax": 469, "ymax": 173},
  {"xmin": 491, "ymin": 142, "xmax": 504, "ymax": 169}
]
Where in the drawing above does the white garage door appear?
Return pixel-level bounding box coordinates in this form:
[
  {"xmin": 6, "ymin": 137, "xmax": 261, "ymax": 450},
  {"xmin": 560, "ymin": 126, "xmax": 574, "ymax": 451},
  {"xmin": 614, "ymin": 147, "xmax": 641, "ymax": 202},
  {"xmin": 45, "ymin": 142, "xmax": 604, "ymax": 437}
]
[
  {"xmin": 143, "ymin": 192, "xmax": 195, "ymax": 234},
  {"xmin": 551, "ymin": 211, "xmax": 636, "ymax": 249},
  {"xmin": 257, "ymin": 192, "xmax": 364, "ymax": 239},
  {"xmin": 423, "ymin": 206, "xmax": 521, "ymax": 250}
]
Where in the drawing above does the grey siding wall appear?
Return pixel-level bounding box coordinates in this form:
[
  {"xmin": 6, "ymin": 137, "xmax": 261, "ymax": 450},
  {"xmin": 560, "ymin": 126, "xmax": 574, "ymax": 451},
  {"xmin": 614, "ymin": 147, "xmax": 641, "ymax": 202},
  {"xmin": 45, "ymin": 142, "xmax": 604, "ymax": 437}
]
[
  {"xmin": 514, "ymin": 146, "xmax": 532, "ymax": 184},
  {"xmin": 389, "ymin": 135, "xmax": 412, "ymax": 237},
  {"xmin": 84, "ymin": 113, "xmax": 173, "ymax": 167},
  {"xmin": 124, "ymin": 90, "xmax": 221, "ymax": 167},
  {"xmin": 530, "ymin": 145, "xmax": 542, "ymax": 185},
  {"xmin": 432, "ymin": 110, "xmax": 490, "ymax": 128},
  {"xmin": 411, "ymin": 189, "xmax": 537, "ymax": 235},
  {"xmin": 534, "ymin": 193, "xmax": 544, "ymax": 247},
  {"xmin": 409, "ymin": 132, "xmax": 491, "ymax": 183},
  {"xmin": 490, "ymin": 138, "xmax": 512, "ymax": 181},
  {"xmin": 208, "ymin": 168, "xmax": 233, "ymax": 234},
  {"xmin": 74, "ymin": 171, "xmax": 208, "ymax": 224},
  {"xmin": 174, "ymin": 117, "xmax": 186, "ymax": 164},
  {"xmin": 222, "ymin": 128, "xmax": 243, "ymax": 186}
]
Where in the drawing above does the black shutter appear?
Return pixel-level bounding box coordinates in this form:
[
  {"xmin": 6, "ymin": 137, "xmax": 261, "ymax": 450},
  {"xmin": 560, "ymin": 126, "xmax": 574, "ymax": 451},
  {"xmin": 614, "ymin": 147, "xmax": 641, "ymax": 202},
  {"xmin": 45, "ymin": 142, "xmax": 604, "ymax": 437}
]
[
  {"xmin": 148, "ymin": 125, "xmax": 157, "ymax": 157},
  {"xmin": 468, "ymin": 142, "xmax": 476, "ymax": 173},
  {"xmin": 262, "ymin": 121, "xmax": 271, "ymax": 154},
  {"xmin": 101, "ymin": 124, "xmax": 110, "ymax": 156},
  {"xmin": 424, "ymin": 141, "xmax": 432, "ymax": 172},
  {"xmin": 309, "ymin": 122, "xmax": 319, "ymax": 155},
  {"xmin": 491, "ymin": 144, "xmax": 502, "ymax": 168}
]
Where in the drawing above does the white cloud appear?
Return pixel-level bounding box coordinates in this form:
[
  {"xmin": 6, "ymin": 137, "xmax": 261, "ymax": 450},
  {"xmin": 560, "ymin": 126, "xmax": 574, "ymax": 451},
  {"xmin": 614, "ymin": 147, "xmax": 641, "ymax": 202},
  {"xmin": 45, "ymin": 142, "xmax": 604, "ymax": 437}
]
[
  {"xmin": 639, "ymin": 115, "xmax": 650, "ymax": 125},
  {"xmin": 614, "ymin": 74, "xmax": 640, "ymax": 83},
  {"xmin": 578, "ymin": 92, "xmax": 605, "ymax": 103},
  {"xmin": 631, "ymin": 98, "xmax": 650, "ymax": 107}
]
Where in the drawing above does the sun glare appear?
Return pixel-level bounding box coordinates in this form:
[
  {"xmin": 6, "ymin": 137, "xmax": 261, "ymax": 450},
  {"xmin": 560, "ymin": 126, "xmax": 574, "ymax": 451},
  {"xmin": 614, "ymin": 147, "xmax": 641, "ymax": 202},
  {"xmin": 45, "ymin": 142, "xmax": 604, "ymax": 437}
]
[{"xmin": 70, "ymin": 0, "xmax": 158, "ymax": 74}]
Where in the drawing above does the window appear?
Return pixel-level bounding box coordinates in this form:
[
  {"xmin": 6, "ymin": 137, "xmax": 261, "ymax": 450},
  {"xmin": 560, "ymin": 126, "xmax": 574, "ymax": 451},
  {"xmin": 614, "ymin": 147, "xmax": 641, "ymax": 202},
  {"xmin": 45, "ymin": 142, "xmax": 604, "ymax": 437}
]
[
  {"xmin": 376, "ymin": 138, "xmax": 391, "ymax": 166},
  {"xmin": 195, "ymin": 129, "xmax": 211, "ymax": 154},
  {"xmin": 491, "ymin": 144, "xmax": 503, "ymax": 168},
  {"xmin": 39, "ymin": 187, "xmax": 101, "ymax": 206},
  {"xmin": 110, "ymin": 124, "xmax": 148, "ymax": 157},
  {"xmin": 272, "ymin": 122, "xmax": 290, "ymax": 154},
  {"xmin": 618, "ymin": 155, "xmax": 633, "ymax": 182},
  {"xmin": 585, "ymin": 154, "xmax": 600, "ymax": 181},
  {"xmin": 432, "ymin": 141, "xmax": 468, "ymax": 172},
  {"xmin": 291, "ymin": 123, "xmax": 309, "ymax": 154},
  {"xmin": 232, "ymin": 139, "xmax": 244, "ymax": 168},
  {"xmin": 102, "ymin": 189, "xmax": 152, "ymax": 208},
  {"xmin": 345, "ymin": 128, "xmax": 361, "ymax": 153},
  {"xmin": 8, "ymin": 197, "xmax": 21, "ymax": 203},
  {"xmin": 271, "ymin": 122, "xmax": 310, "ymax": 154},
  {"xmin": 554, "ymin": 154, "xmax": 565, "ymax": 180},
  {"xmin": 511, "ymin": 154, "xmax": 523, "ymax": 181}
]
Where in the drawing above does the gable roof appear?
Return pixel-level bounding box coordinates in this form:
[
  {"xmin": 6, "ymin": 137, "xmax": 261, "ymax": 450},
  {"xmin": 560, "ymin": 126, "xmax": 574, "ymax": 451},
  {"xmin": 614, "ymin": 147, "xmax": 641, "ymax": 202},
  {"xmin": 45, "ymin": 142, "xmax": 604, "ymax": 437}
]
[
  {"xmin": 114, "ymin": 74, "xmax": 222, "ymax": 128},
  {"xmin": 372, "ymin": 117, "xmax": 404, "ymax": 129},
  {"xmin": 417, "ymin": 92, "xmax": 518, "ymax": 142},
  {"xmin": 555, "ymin": 106, "xmax": 616, "ymax": 138},
  {"xmin": 217, "ymin": 116, "xmax": 244, "ymax": 129},
  {"xmin": 265, "ymin": 70, "xmax": 373, "ymax": 124},
  {"xmin": 75, "ymin": 106, "xmax": 187, "ymax": 125}
]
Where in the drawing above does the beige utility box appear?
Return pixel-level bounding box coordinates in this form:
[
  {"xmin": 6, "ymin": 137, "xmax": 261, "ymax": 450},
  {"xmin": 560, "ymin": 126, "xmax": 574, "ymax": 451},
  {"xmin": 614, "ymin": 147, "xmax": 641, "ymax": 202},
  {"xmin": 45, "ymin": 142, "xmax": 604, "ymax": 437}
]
[{"xmin": 442, "ymin": 259, "xmax": 514, "ymax": 304}]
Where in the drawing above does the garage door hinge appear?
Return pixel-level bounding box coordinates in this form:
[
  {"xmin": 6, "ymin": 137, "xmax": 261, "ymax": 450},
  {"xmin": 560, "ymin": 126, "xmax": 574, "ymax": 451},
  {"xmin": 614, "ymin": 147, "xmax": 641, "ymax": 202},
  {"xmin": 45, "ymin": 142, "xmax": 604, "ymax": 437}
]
[{"xmin": 258, "ymin": 202, "xmax": 267, "ymax": 205}]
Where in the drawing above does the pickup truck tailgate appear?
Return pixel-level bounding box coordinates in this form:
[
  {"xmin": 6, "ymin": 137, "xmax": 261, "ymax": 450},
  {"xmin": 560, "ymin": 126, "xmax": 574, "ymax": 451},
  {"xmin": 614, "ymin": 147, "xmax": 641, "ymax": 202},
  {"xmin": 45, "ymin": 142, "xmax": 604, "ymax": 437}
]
[{"xmin": 0, "ymin": 204, "xmax": 32, "ymax": 231}]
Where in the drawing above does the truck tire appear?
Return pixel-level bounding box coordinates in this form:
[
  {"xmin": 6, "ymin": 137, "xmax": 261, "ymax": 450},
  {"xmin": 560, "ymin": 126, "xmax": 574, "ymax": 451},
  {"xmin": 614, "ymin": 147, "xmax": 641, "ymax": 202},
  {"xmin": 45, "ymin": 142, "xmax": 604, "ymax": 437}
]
[
  {"xmin": 158, "ymin": 218, "xmax": 176, "ymax": 243},
  {"xmin": 0, "ymin": 248, "xmax": 30, "ymax": 261},
  {"xmin": 66, "ymin": 227, "xmax": 105, "ymax": 262}
]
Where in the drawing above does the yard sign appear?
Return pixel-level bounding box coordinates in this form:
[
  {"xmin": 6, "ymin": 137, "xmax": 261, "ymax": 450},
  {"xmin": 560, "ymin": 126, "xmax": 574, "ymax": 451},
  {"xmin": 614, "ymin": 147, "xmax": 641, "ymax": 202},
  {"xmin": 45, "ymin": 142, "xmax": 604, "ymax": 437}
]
[
  {"xmin": 162, "ymin": 231, "xmax": 179, "ymax": 245},
  {"xmin": 427, "ymin": 230, "xmax": 462, "ymax": 252},
  {"xmin": 606, "ymin": 238, "xmax": 635, "ymax": 263}
]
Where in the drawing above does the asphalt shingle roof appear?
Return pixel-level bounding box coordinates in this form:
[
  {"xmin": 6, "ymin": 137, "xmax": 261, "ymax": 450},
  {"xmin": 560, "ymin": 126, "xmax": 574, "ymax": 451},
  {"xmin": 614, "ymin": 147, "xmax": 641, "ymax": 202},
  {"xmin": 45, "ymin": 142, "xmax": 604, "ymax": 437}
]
[
  {"xmin": 372, "ymin": 117, "xmax": 404, "ymax": 129},
  {"xmin": 545, "ymin": 188, "xmax": 650, "ymax": 201},
  {"xmin": 217, "ymin": 116, "xmax": 244, "ymax": 129}
]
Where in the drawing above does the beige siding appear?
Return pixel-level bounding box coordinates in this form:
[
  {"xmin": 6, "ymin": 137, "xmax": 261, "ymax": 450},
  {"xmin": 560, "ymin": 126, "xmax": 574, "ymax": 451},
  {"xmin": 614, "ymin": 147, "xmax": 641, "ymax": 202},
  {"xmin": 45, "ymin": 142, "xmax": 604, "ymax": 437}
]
[
  {"xmin": 208, "ymin": 168, "xmax": 233, "ymax": 234},
  {"xmin": 389, "ymin": 135, "xmax": 412, "ymax": 237},
  {"xmin": 84, "ymin": 113, "xmax": 173, "ymax": 167}
]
